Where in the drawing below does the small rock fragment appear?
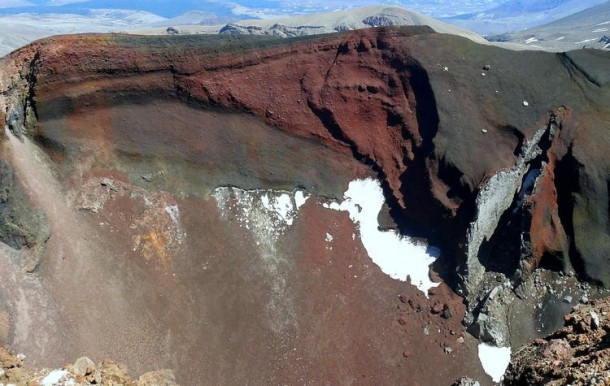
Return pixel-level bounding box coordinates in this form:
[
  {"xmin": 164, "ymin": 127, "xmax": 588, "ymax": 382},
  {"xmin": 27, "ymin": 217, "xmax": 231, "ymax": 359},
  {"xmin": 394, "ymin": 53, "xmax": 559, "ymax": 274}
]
[
  {"xmin": 590, "ymin": 311, "xmax": 600, "ymax": 329},
  {"xmin": 563, "ymin": 296, "xmax": 573, "ymax": 304},
  {"xmin": 453, "ymin": 377, "xmax": 481, "ymax": 386},
  {"xmin": 137, "ymin": 369, "xmax": 177, "ymax": 385},
  {"xmin": 431, "ymin": 303, "xmax": 444, "ymax": 314},
  {"xmin": 442, "ymin": 307, "xmax": 453, "ymax": 319},
  {"xmin": 522, "ymin": 100, "xmax": 529, "ymax": 106},
  {"xmin": 481, "ymin": 129, "xmax": 488, "ymax": 134},
  {"xmin": 483, "ymin": 64, "xmax": 491, "ymax": 71},
  {"xmin": 74, "ymin": 357, "xmax": 96, "ymax": 376}
]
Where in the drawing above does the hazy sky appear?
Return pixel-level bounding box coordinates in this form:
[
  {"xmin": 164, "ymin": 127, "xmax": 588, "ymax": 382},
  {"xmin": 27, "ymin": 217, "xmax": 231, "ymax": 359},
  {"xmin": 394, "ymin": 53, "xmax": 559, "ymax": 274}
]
[{"xmin": 0, "ymin": 0, "xmax": 505, "ymax": 18}]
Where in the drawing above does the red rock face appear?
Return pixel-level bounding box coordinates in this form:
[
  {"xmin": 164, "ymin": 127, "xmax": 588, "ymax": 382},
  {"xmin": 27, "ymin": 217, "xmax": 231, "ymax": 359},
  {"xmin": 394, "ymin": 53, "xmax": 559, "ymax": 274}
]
[
  {"xmin": 524, "ymin": 141, "xmax": 569, "ymax": 272},
  {"xmin": 18, "ymin": 30, "xmax": 433, "ymax": 210}
]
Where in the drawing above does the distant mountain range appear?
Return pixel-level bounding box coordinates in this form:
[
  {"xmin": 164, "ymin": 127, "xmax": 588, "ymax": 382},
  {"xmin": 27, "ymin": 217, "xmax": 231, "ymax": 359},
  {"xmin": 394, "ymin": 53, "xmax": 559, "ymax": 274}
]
[
  {"xmin": 0, "ymin": 5, "xmax": 487, "ymax": 57},
  {"xmin": 1, "ymin": 1, "xmax": 609, "ymax": 57},
  {"xmin": 442, "ymin": 0, "xmax": 609, "ymax": 35},
  {"xmin": 488, "ymin": 1, "xmax": 610, "ymax": 51},
  {"xmin": 132, "ymin": 6, "xmax": 486, "ymax": 44}
]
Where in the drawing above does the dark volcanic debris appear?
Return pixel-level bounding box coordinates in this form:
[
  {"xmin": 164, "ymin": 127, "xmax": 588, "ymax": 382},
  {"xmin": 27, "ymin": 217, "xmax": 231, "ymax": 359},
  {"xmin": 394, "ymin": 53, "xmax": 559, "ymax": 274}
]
[{"xmin": 504, "ymin": 297, "xmax": 610, "ymax": 385}]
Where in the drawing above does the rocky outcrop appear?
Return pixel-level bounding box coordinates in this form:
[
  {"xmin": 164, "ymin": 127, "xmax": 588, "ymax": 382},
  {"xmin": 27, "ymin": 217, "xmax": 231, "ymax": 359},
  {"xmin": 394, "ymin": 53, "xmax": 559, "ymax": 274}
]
[
  {"xmin": 504, "ymin": 297, "xmax": 610, "ymax": 384},
  {"xmin": 460, "ymin": 109, "xmax": 575, "ymax": 347},
  {"xmin": 362, "ymin": 16, "xmax": 397, "ymax": 27},
  {"xmin": 0, "ymin": 348, "xmax": 177, "ymax": 385},
  {"xmin": 0, "ymin": 160, "xmax": 50, "ymax": 256},
  {"xmin": 219, "ymin": 23, "xmax": 327, "ymax": 38}
]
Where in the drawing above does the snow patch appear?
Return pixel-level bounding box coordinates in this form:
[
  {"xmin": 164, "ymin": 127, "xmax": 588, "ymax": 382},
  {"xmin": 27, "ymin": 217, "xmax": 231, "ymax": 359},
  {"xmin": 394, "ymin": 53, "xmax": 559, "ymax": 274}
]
[
  {"xmin": 294, "ymin": 190, "xmax": 309, "ymax": 210},
  {"xmin": 324, "ymin": 179, "xmax": 439, "ymax": 295},
  {"xmin": 556, "ymin": 36, "xmax": 565, "ymax": 40},
  {"xmin": 42, "ymin": 369, "xmax": 74, "ymax": 386},
  {"xmin": 575, "ymin": 38, "xmax": 597, "ymax": 44},
  {"xmin": 593, "ymin": 28, "xmax": 608, "ymax": 33},
  {"xmin": 478, "ymin": 343, "xmax": 511, "ymax": 383},
  {"xmin": 524, "ymin": 37, "xmax": 538, "ymax": 44},
  {"xmin": 213, "ymin": 187, "xmax": 307, "ymax": 240}
]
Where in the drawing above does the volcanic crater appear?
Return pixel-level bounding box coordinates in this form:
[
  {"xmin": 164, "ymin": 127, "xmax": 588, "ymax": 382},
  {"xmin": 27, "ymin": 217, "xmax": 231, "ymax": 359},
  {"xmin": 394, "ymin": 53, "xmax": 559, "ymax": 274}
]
[{"xmin": 0, "ymin": 26, "xmax": 609, "ymax": 384}]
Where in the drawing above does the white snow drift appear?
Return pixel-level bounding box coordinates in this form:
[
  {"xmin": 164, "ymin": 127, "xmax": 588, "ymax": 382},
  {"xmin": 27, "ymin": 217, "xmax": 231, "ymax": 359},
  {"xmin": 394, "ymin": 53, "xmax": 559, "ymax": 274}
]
[
  {"xmin": 325, "ymin": 178, "xmax": 439, "ymax": 294},
  {"xmin": 478, "ymin": 343, "xmax": 511, "ymax": 383}
]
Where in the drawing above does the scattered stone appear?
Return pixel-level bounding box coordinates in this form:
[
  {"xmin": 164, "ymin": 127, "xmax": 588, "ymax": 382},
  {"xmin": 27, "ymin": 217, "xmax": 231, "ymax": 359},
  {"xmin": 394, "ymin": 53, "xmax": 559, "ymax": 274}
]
[
  {"xmin": 423, "ymin": 326, "xmax": 430, "ymax": 335},
  {"xmin": 398, "ymin": 294, "xmax": 407, "ymax": 304},
  {"xmin": 505, "ymin": 297, "xmax": 610, "ymax": 384},
  {"xmin": 481, "ymin": 129, "xmax": 488, "ymax": 134},
  {"xmin": 431, "ymin": 303, "xmax": 444, "ymax": 314},
  {"xmin": 457, "ymin": 337, "xmax": 465, "ymax": 344},
  {"xmin": 98, "ymin": 359, "xmax": 131, "ymax": 383},
  {"xmin": 522, "ymin": 100, "xmax": 529, "ymax": 106},
  {"xmin": 137, "ymin": 369, "xmax": 178, "ymax": 386},
  {"xmin": 407, "ymin": 298, "xmax": 415, "ymax": 309},
  {"xmin": 541, "ymin": 339, "xmax": 570, "ymax": 360},
  {"xmin": 442, "ymin": 307, "xmax": 453, "ymax": 320},
  {"xmin": 402, "ymin": 351, "xmax": 411, "ymax": 358},
  {"xmin": 483, "ymin": 64, "xmax": 491, "ymax": 71},
  {"xmin": 444, "ymin": 346, "xmax": 453, "ymax": 354},
  {"xmin": 590, "ymin": 311, "xmax": 600, "ymax": 329},
  {"xmin": 398, "ymin": 317, "xmax": 407, "ymax": 326},
  {"xmin": 581, "ymin": 295, "xmax": 589, "ymax": 303},
  {"xmin": 563, "ymin": 296, "xmax": 573, "ymax": 304},
  {"xmin": 74, "ymin": 356, "xmax": 96, "ymax": 376},
  {"xmin": 481, "ymin": 72, "xmax": 486, "ymax": 76},
  {"xmin": 0, "ymin": 353, "xmax": 21, "ymax": 369},
  {"xmin": 453, "ymin": 377, "xmax": 481, "ymax": 386}
]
